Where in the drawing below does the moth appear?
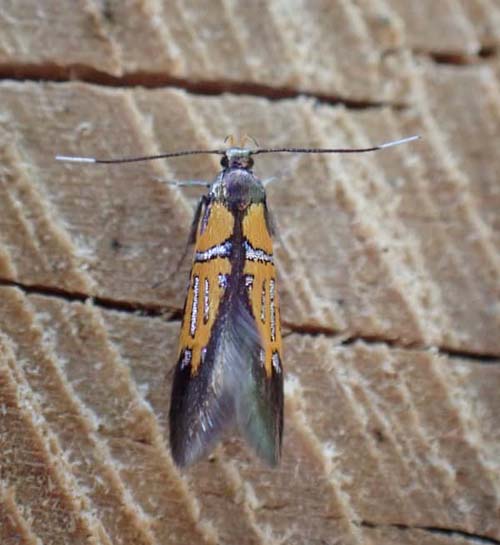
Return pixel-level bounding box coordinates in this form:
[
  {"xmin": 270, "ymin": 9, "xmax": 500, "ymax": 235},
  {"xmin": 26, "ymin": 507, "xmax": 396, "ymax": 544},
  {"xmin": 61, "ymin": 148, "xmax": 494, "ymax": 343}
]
[
  {"xmin": 170, "ymin": 145, "xmax": 284, "ymax": 468},
  {"xmin": 56, "ymin": 134, "xmax": 419, "ymax": 468}
]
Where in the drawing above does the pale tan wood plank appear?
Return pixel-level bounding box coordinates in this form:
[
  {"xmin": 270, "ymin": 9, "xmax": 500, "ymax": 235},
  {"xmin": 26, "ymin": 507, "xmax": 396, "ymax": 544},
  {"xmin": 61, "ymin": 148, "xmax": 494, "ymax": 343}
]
[
  {"xmin": 1, "ymin": 78, "xmax": 498, "ymax": 351},
  {"xmin": 0, "ymin": 3, "xmax": 499, "ymax": 545},
  {"xmin": 384, "ymin": 0, "xmax": 481, "ymax": 55},
  {"xmin": 0, "ymin": 0, "xmax": 121, "ymax": 73},
  {"xmin": 2, "ymin": 290, "xmax": 499, "ymax": 543}
]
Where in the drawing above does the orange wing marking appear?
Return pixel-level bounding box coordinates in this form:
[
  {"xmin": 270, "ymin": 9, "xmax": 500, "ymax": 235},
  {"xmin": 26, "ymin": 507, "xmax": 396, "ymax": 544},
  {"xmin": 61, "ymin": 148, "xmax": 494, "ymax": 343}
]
[
  {"xmin": 178, "ymin": 202, "xmax": 234, "ymax": 375},
  {"xmin": 242, "ymin": 203, "xmax": 283, "ymax": 378}
]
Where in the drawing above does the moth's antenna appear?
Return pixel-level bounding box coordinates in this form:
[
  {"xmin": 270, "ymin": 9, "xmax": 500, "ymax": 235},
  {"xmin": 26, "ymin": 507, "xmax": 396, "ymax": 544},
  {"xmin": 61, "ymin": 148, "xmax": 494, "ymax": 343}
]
[
  {"xmin": 55, "ymin": 135, "xmax": 420, "ymax": 164},
  {"xmin": 55, "ymin": 149, "xmax": 225, "ymax": 164},
  {"xmin": 252, "ymin": 135, "xmax": 420, "ymax": 155}
]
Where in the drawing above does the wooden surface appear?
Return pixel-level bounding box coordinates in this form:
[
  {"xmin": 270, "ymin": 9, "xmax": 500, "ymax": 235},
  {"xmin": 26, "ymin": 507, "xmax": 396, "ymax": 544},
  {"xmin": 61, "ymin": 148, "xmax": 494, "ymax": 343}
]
[{"xmin": 0, "ymin": 2, "xmax": 499, "ymax": 545}]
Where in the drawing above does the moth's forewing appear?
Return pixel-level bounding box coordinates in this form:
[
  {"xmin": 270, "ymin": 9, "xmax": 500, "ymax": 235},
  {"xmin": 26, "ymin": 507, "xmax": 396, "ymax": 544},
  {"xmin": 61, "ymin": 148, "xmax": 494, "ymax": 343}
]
[
  {"xmin": 238, "ymin": 202, "xmax": 283, "ymax": 464},
  {"xmin": 169, "ymin": 201, "xmax": 234, "ymax": 467}
]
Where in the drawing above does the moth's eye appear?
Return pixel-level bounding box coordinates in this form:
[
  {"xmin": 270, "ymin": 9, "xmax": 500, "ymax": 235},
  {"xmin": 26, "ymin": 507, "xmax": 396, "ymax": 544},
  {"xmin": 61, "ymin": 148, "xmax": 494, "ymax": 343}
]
[
  {"xmin": 221, "ymin": 155, "xmax": 229, "ymax": 168},
  {"xmin": 247, "ymin": 157, "xmax": 254, "ymax": 168}
]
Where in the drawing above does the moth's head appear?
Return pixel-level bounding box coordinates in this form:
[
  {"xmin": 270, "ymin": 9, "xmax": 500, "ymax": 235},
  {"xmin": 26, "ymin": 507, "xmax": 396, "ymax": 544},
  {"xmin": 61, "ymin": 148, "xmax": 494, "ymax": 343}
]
[{"xmin": 221, "ymin": 147, "xmax": 254, "ymax": 170}]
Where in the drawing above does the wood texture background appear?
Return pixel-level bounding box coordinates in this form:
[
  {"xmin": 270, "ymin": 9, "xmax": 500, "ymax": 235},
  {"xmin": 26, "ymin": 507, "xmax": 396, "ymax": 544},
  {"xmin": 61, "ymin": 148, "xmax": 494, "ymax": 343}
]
[{"xmin": 0, "ymin": 2, "xmax": 499, "ymax": 544}]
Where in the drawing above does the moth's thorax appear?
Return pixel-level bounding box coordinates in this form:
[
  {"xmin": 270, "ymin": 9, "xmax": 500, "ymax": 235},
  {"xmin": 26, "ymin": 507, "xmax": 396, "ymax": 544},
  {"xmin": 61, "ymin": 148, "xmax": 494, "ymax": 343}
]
[{"xmin": 211, "ymin": 148, "xmax": 265, "ymax": 210}]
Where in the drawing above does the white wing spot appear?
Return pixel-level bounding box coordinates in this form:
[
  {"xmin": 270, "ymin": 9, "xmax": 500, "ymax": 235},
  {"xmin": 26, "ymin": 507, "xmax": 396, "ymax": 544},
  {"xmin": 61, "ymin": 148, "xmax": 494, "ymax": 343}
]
[
  {"xmin": 203, "ymin": 277, "xmax": 210, "ymax": 323},
  {"xmin": 190, "ymin": 275, "xmax": 200, "ymax": 337},
  {"xmin": 180, "ymin": 349, "xmax": 192, "ymax": 370},
  {"xmin": 269, "ymin": 278, "xmax": 276, "ymax": 342},
  {"xmin": 272, "ymin": 352, "xmax": 281, "ymax": 375}
]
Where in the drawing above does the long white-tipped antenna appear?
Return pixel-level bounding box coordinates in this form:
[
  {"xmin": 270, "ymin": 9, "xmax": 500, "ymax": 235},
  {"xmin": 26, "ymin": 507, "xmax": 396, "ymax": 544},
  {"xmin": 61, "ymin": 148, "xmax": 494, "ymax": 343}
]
[
  {"xmin": 252, "ymin": 135, "xmax": 420, "ymax": 155},
  {"xmin": 55, "ymin": 135, "xmax": 420, "ymax": 164},
  {"xmin": 55, "ymin": 148, "xmax": 225, "ymax": 164}
]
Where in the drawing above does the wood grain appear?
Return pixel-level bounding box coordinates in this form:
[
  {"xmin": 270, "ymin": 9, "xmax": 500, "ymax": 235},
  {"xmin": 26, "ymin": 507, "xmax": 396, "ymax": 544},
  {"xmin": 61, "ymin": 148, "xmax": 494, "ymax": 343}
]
[{"xmin": 0, "ymin": 2, "xmax": 499, "ymax": 544}]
